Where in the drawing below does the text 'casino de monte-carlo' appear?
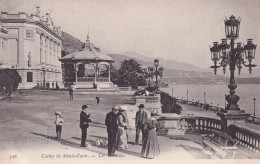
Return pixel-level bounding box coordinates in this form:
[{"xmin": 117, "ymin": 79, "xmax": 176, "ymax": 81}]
[{"xmin": 0, "ymin": 6, "xmax": 62, "ymax": 89}]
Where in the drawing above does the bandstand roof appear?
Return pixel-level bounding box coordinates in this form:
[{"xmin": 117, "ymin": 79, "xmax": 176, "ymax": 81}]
[{"xmin": 60, "ymin": 34, "xmax": 114, "ymax": 63}]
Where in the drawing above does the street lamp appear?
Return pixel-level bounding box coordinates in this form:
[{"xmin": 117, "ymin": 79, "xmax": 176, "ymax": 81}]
[
  {"xmin": 253, "ymin": 98, "xmax": 256, "ymax": 117},
  {"xmin": 146, "ymin": 67, "xmax": 154, "ymax": 88},
  {"xmin": 210, "ymin": 15, "xmax": 257, "ymax": 111},
  {"xmin": 154, "ymin": 58, "xmax": 159, "ymax": 89},
  {"xmin": 187, "ymin": 90, "xmax": 189, "ymax": 102},
  {"xmin": 204, "ymin": 92, "xmax": 206, "ymax": 104}
]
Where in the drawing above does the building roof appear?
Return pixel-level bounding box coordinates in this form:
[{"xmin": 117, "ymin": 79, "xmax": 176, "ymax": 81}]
[
  {"xmin": 0, "ymin": 6, "xmax": 62, "ymax": 40},
  {"xmin": 60, "ymin": 34, "xmax": 114, "ymax": 63}
]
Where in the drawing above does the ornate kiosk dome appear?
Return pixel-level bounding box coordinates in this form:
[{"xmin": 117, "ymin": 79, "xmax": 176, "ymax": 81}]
[{"xmin": 60, "ymin": 34, "xmax": 115, "ymax": 91}]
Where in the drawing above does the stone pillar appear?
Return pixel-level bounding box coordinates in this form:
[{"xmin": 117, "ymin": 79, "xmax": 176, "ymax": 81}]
[
  {"xmin": 45, "ymin": 38, "xmax": 48, "ymax": 63},
  {"xmin": 49, "ymin": 40, "xmax": 52, "ymax": 65},
  {"xmin": 42, "ymin": 35, "xmax": 45, "ymax": 63},
  {"xmin": 108, "ymin": 65, "xmax": 111, "ymax": 82},
  {"xmin": 217, "ymin": 110, "xmax": 250, "ymax": 134},
  {"xmin": 94, "ymin": 62, "xmax": 97, "ymax": 82},
  {"xmin": 74, "ymin": 63, "xmax": 78, "ymax": 83}
]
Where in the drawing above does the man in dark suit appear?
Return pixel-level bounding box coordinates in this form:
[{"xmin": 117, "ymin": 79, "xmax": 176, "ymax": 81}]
[
  {"xmin": 69, "ymin": 87, "xmax": 73, "ymax": 100},
  {"xmin": 80, "ymin": 105, "xmax": 91, "ymax": 147},
  {"xmin": 135, "ymin": 104, "xmax": 148, "ymax": 145},
  {"xmin": 105, "ymin": 105, "xmax": 120, "ymax": 156}
]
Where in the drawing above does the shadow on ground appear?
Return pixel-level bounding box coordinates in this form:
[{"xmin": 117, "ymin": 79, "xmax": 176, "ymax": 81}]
[
  {"xmin": 30, "ymin": 132, "xmax": 106, "ymax": 155},
  {"xmin": 179, "ymin": 144, "xmax": 211, "ymax": 159}
]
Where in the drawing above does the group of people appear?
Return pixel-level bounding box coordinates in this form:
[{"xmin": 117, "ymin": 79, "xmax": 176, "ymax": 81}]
[
  {"xmin": 105, "ymin": 104, "xmax": 160, "ymax": 159},
  {"xmin": 53, "ymin": 103, "xmax": 160, "ymax": 159}
]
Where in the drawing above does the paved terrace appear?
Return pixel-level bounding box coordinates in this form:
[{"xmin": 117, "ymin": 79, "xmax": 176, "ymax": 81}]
[{"xmin": 0, "ymin": 90, "xmax": 258, "ymax": 163}]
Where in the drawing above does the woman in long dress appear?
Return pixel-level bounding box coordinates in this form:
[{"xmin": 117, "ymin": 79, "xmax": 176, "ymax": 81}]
[
  {"xmin": 116, "ymin": 108, "xmax": 129, "ymax": 149},
  {"xmin": 141, "ymin": 112, "xmax": 160, "ymax": 159}
]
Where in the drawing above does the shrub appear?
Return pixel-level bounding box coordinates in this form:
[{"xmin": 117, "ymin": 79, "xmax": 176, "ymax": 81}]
[
  {"xmin": 0, "ymin": 69, "xmax": 22, "ymax": 98},
  {"xmin": 160, "ymin": 91, "xmax": 182, "ymax": 114}
]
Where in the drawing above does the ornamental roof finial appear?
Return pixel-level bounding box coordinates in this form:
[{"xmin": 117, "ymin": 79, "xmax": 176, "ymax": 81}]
[{"xmin": 87, "ymin": 27, "xmax": 90, "ymax": 41}]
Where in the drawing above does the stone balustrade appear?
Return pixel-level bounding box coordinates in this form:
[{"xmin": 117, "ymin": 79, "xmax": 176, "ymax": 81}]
[
  {"xmin": 159, "ymin": 115, "xmax": 260, "ymax": 152},
  {"xmin": 229, "ymin": 124, "xmax": 260, "ymax": 151},
  {"xmin": 118, "ymin": 86, "xmax": 131, "ymax": 91},
  {"xmin": 96, "ymin": 78, "xmax": 109, "ymax": 82},
  {"xmin": 179, "ymin": 116, "xmax": 222, "ymax": 133},
  {"xmin": 77, "ymin": 77, "xmax": 95, "ymax": 82},
  {"xmin": 135, "ymin": 94, "xmax": 162, "ymax": 114}
]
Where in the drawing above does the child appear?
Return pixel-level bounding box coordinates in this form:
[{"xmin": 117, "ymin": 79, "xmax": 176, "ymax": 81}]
[
  {"xmin": 54, "ymin": 111, "xmax": 64, "ymax": 139},
  {"xmin": 96, "ymin": 95, "xmax": 100, "ymax": 106}
]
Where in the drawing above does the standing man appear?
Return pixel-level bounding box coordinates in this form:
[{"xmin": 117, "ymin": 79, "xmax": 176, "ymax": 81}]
[
  {"xmin": 96, "ymin": 95, "xmax": 100, "ymax": 106},
  {"xmin": 135, "ymin": 104, "xmax": 148, "ymax": 145},
  {"xmin": 69, "ymin": 87, "xmax": 73, "ymax": 100},
  {"xmin": 80, "ymin": 105, "xmax": 91, "ymax": 147},
  {"xmin": 105, "ymin": 105, "xmax": 120, "ymax": 156}
]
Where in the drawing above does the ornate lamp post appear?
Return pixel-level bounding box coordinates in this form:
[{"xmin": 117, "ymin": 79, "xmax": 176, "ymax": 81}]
[
  {"xmin": 187, "ymin": 90, "xmax": 189, "ymax": 102},
  {"xmin": 146, "ymin": 67, "xmax": 154, "ymax": 88},
  {"xmin": 204, "ymin": 92, "xmax": 206, "ymax": 104},
  {"xmin": 253, "ymin": 98, "xmax": 256, "ymax": 117},
  {"xmin": 210, "ymin": 15, "xmax": 256, "ymax": 132},
  {"xmin": 154, "ymin": 58, "xmax": 159, "ymax": 89},
  {"xmin": 210, "ymin": 15, "xmax": 257, "ymax": 111}
]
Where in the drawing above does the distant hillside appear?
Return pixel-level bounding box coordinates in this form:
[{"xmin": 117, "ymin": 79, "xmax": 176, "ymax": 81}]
[
  {"xmin": 122, "ymin": 51, "xmax": 206, "ymax": 73},
  {"xmin": 60, "ymin": 31, "xmax": 259, "ymax": 84},
  {"xmin": 108, "ymin": 53, "xmax": 224, "ymax": 84},
  {"xmin": 61, "ymin": 32, "xmax": 83, "ymax": 55}
]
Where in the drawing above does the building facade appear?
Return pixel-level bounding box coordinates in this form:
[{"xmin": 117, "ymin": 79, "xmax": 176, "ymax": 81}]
[{"xmin": 0, "ymin": 7, "xmax": 62, "ymax": 89}]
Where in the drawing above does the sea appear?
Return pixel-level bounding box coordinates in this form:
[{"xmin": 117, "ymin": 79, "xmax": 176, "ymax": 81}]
[{"xmin": 160, "ymin": 84, "xmax": 260, "ymax": 117}]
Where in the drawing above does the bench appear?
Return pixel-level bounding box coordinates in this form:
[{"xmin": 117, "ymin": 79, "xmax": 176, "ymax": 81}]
[{"xmin": 201, "ymin": 130, "xmax": 237, "ymax": 159}]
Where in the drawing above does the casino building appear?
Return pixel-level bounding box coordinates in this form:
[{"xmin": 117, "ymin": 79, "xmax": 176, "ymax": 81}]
[{"xmin": 0, "ymin": 7, "xmax": 62, "ymax": 89}]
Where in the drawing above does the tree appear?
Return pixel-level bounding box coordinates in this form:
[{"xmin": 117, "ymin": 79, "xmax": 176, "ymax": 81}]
[
  {"xmin": 118, "ymin": 59, "xmax": 146, "ymax": 86},
  {"xmin": 0, "ymin": 69, "xmax": 22, "ymax": 98},
  {"xmin": 160, "ymin": 91, "xmax": 182, "ymax": 114},
  {"xmin": 158, "ymin": 67, "xmax": 164, "ymax": 79},
  {"xmin": 99, "ymin": 65, "xmax": 120, "ymax": 84}
]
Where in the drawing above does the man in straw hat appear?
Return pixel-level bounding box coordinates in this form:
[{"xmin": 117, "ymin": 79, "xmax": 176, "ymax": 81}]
[
  {"xmin": 105, "ymin": 105, "xmax": 120, "ymax": 156},
  {"xmin": 135, "ymin": 104, "xmax": 148, "ymax": 145}
]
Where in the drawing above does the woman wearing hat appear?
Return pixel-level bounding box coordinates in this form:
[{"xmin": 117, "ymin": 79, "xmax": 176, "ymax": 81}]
[
  {"xmin": 141, "ymin": 110, "xmax": 160, "ymax": 159},
  {"xmin": 54, "ymin": 111, "xmax": 64, "ymax": 139},
  {"xmin": 116, "ymin": 106, "xmax": 129, "ymax": 149}
]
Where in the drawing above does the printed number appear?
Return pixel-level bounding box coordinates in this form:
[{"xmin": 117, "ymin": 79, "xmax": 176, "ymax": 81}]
[{"xmin": 10, "ymin": 154, "xmax": 17, "ymax": 159}]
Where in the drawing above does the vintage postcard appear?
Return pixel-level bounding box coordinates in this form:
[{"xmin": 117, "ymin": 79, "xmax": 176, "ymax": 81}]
[{"xmin": 0, "ymin": 0, "xmax": 260, "ymax": 164}]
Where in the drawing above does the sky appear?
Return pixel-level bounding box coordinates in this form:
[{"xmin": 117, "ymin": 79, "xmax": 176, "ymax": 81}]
[{"xmin": 1, "ymin": 0, "xmax": 260, "ymax": 70}]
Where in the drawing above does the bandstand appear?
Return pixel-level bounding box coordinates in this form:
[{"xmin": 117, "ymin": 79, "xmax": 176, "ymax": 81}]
[{"xmin": 60, "ymin": 34, "xmax": 116, "ymax": 91}]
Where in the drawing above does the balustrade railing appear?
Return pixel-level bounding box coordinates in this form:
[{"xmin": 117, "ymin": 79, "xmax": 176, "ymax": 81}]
[
  {"xmin": 175, "ymin": 98, "xmax": 223, "ymax": 111},
  {"xmin": 118, "ymin": 86, "xmax": 131, "ymax": 91},
  {"xmin": 180, "ymin": 116, "xmax": 221, "ymax": 133},
  {"xmin": 229, "ymin": 124, "xmax": 260, "ymax": 151},
  {"xmin": 77, "ymin": 77, "xmax": 95, "ymax": 82},
  {"xmin": 96, "ymin": 78, "xmax": 109, "ymax": 82},
  {"xmin": 146, "ymin": 96, "xmax": 160, "ymax": 103},
  {"xmin": 65, "ymin": 77, "xmax": 109, "ymax": 83},
  {"xmin": 65, "ymin": 77, "xmax": 76, "ymax": 82},
  {"xmin": 160, "ymin": 115, "xmax": 260, "ymax": 151},
  {"xmin": 246, "ymin": 116, "xmax": 260, "ymax": 125}
]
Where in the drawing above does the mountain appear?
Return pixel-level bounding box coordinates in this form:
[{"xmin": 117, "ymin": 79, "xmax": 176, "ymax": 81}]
[
  {"xmin": 60, "ymin": 31, "xmax": 259, "ymax": 83},
  {"xmin": 122, "ymin": 51, "xmax": 207, "ymax": 72},
  {"xmin": 61, "ymin": 32, "xmax": 83, "ymax": 54}
]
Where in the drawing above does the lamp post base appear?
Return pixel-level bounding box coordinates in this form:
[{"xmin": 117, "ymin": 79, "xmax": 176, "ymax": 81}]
[{"xmin": 217, "ymin": 110, "xmax": 250, "ymax": 134}]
